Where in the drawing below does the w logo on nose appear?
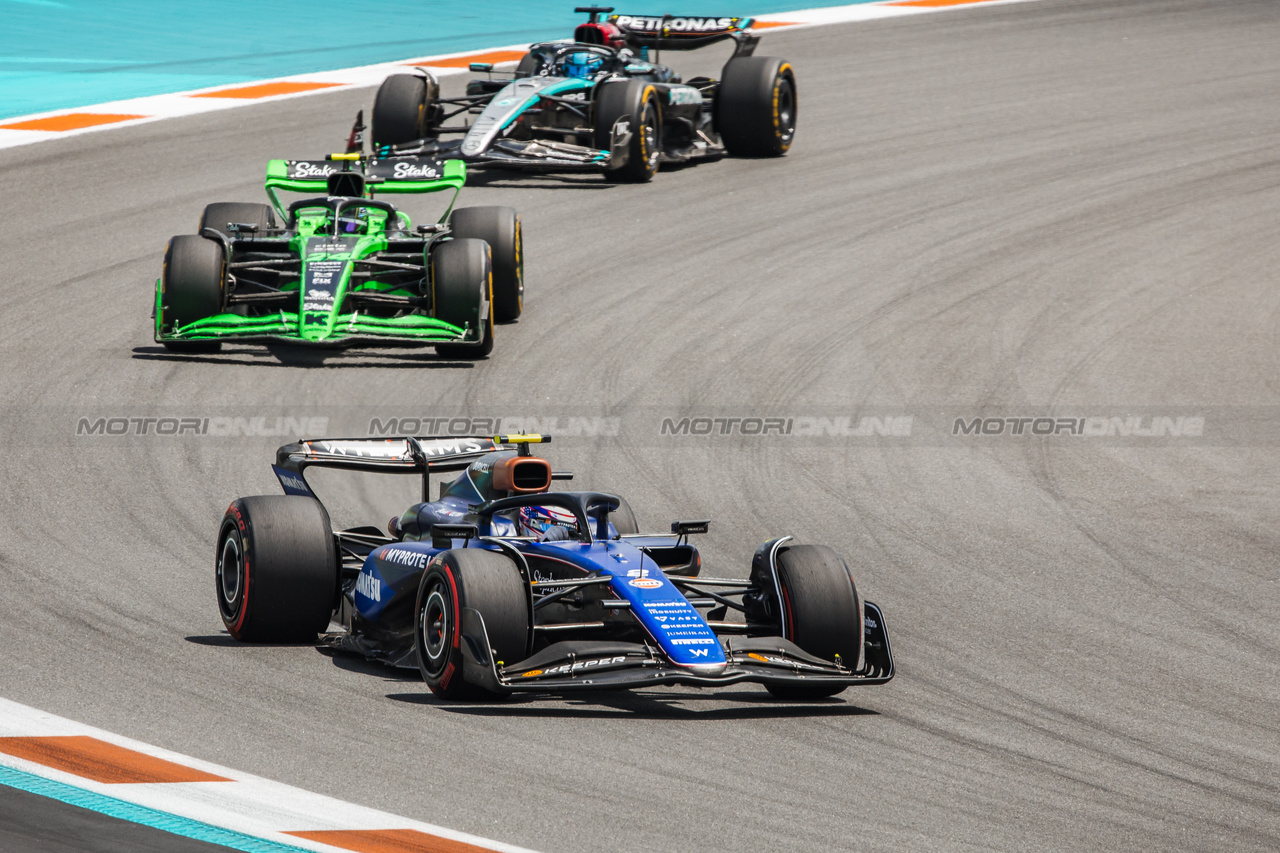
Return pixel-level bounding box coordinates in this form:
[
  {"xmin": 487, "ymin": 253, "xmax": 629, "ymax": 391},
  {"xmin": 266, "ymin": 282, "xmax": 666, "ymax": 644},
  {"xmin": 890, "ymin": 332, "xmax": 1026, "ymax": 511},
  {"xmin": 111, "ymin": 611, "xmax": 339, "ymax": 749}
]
[{"xmin": 689, "ymin": 648, "xmax": 709, "ymax": 657}]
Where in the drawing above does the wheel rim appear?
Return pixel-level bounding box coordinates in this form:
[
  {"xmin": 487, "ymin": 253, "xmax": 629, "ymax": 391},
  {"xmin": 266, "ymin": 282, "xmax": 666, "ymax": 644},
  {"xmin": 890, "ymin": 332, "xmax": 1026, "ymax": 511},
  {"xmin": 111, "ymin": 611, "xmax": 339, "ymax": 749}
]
[
  {"xmin": 217, "ymin": 533, "xmax": 243, "ymax": 618},
  {"xmin": 641, "ymin": 103, "xmax": 659, "ymax": 173},
  {"xmin": 421, "ymin": 584, "xmax": 450, "ymax": 672},
  {"xmin": 775, "ymin": 78, "xmax": 796, "ymax": 146},
  {"xmin": 514, "ymin": 219, "xmax": 524, "ymax": 308}
]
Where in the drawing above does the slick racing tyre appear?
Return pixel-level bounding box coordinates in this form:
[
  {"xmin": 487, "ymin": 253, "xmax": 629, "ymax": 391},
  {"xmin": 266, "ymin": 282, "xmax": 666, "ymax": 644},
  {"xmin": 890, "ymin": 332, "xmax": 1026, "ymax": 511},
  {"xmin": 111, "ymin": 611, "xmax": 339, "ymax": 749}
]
[
  {"xmin": 514, "ymin": 51, "xmax": 543, "ymax": 78},
  {"xmin": 594, "ymin": 80, "xmax": 661, "ymax": 183},
  {"xmin": 449, "ymin": 206, "xmax": 523, "ymax": 322},
  {"xmin": 371, "ymin": 73, "xmax": 440, "ymax": 147},
  {"xmin": 198, "ymin": 202, "xmax": 276, "ymax": 239},
  {"xmin": 608, "ymin": 495, "xmax": 639, "ymax": 535},
  {"xmin": 159, "ymin": 234, "xmax": 225, "ymax": 353},
  {"xmin": 415, "ymin": 549, "xmax": 531, "ymax": 699},
  {"xmin": 217, "ymin": 496, "xmax": 339, "ymax": 643},
  {"xmin": 716, "ymin": 56, "xmax": 797, "ymax": 157},
  {"xmin": 433, "ymin": 237, "xmax": 494, "ymax": 358},
  {"xmin": 765, "ymin": 544, "xmax": 863, "ymax": 700}
]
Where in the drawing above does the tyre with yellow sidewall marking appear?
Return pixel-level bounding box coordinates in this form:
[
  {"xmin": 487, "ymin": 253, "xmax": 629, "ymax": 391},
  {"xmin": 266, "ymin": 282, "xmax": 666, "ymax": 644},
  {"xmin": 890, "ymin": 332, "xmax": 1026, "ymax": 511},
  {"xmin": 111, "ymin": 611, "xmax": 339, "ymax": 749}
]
[
  {"xmin": 594, "ymin": 80, "xmax": 661, "ymax": 183},
  {"xmin": 717, "ymin": 56, "xmax": 797, "ymax": 157},
  {"xmin": 449, "ymin": 206, "xmax": 523, "ymax": 322},
  {"xmin": 433, "ymin": 237, "xmax": 494, "ymax": 358}
]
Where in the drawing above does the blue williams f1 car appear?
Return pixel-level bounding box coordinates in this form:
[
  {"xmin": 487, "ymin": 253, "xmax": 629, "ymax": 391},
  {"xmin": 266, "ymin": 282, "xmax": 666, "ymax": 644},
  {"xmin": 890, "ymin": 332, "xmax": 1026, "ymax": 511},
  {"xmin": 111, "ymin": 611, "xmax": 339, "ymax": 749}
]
[
  {"xmin": 216, "ymin": 435, "xmax": 892, "ymax": 700},
  {"xmin": 360, "ymin": 7, "xmax": 797, "ymax": 182}
]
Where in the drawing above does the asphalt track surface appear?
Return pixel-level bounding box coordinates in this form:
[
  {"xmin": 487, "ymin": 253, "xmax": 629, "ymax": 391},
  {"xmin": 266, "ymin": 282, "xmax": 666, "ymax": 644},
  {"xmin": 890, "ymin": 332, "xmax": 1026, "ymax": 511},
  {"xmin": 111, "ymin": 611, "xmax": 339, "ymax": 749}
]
[{"xmin": 1, "ymin": 1, "xmax": 1278, "ymax": 851}]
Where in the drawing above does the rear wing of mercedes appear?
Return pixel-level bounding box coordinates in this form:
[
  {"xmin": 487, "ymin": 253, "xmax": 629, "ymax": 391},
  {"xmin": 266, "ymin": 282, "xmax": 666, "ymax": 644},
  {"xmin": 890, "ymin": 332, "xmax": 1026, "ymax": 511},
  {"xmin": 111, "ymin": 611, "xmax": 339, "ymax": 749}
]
[
  {"xmin": 608, "ymin": 13, "xmax": 760, "ymax": 56},
  {"xmin": 272, "ymin": 434, "xmax": 550, "ymax": 502},
  {"xmin": 262, "ymin": 154, "xmax": 467, "ymax": 222}
]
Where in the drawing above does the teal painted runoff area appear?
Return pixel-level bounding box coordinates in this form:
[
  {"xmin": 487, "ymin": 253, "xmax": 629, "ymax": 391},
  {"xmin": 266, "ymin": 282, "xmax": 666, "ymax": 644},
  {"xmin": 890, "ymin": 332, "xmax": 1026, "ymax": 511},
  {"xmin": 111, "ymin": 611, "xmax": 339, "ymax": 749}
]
[
  {"xmin": 0, "ymin": 764, "xmax": 315, "ymax": 853},
  {"xmin": 0, "ymin": 1, "xmax": 874, "ymax": 120}
]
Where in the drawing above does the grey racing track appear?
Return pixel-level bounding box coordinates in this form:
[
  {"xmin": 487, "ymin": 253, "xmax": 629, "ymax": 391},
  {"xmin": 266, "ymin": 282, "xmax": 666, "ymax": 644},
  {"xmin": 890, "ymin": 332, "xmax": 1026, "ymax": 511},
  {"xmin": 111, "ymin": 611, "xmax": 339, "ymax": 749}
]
[{"xmin": 1, "ymin": 1, "xmax": 1278, "ymax": 850}]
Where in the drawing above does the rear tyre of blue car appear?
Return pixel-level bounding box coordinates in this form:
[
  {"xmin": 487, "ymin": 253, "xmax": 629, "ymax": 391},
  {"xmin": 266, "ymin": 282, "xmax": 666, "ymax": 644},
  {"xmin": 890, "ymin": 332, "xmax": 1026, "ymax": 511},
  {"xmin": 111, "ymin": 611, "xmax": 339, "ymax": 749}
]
[
  {"xmin": 717, "ymin": 56, "xmax": 797, "ymax": 157},
  {"xmin": 594, "ymin": 80, "xmax": 661, "ymax": 183},
  {"xmin": 433, "ymin": 238, "xmax": 494, "ymax": 358},
  {"xmin": 449, "ymin": 206, "xmax": 523, "ymax": 322},
  {"xmin": 216, "ymin": 496, "xmax": 339, "ymax": 643},
  {"xmin": 608, "ymin": 495, "xmax": 639, "ymax": 535},
  {"xmin": 159, "ymin": 234, "xmax": 225, "ymax": 353},
  {"xmin": 765, "ymin": 544, "xmax": 863, "ymax": 700},
  {"xmin": 415, "ymin": 549, "xmax": 530, "ymax": 700}
]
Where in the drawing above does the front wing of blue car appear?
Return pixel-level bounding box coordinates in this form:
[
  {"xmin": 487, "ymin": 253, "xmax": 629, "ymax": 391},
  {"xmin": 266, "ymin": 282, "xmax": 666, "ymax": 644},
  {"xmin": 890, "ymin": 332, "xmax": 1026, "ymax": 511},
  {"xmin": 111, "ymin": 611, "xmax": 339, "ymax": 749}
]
[{"xmin": 453, "ymin": 602, "xmax": 894, "ymax": 695}]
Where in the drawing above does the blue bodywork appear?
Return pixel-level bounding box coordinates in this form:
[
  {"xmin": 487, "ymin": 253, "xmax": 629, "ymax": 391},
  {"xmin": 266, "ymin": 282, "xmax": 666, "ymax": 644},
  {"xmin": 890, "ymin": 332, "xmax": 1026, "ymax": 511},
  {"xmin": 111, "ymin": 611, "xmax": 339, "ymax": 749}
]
[
  {"xmin": 359, "ymin": 533, "xmax": 726, "ymax": 669},
  {"xmin": 270, "ymin": 434, "xmax": 893, "ymax": 695}
]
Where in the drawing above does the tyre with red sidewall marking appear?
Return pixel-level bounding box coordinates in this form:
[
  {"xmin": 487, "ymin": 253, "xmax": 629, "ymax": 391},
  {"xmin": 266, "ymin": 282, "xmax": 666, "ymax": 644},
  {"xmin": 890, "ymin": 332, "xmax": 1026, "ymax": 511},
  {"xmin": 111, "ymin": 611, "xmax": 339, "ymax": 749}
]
[
  {"xmin": 414, "ymin": 549, "xmax": 530, "ymax": 699},
  {"xmin": 766, "ymin": 544, "xmax": 862, "ymax": 699},
  {"xmin": 216, "ymin": 496, "xmax": 339, "ymax": 643}
]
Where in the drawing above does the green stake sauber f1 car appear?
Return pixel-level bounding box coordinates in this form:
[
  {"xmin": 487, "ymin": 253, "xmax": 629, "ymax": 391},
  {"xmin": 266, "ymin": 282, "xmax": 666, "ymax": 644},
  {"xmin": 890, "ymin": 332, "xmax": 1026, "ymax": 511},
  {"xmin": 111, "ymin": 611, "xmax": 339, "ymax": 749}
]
[{"xmin": 155, "ymin": 153, "xmax": 522, "ymax": 358}]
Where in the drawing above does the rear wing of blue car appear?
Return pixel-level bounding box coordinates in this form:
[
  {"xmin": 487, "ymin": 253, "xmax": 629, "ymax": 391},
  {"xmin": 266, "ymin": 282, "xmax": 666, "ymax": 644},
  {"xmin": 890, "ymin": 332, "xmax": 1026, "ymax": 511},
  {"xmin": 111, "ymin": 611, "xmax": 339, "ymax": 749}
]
[
  {"xmin": 271, "ymin": 434, "xmax": 550, "ymax": 502},
  {"xmin": 607, "ymin": 13, "xmax": 760, "ymax": 55}
]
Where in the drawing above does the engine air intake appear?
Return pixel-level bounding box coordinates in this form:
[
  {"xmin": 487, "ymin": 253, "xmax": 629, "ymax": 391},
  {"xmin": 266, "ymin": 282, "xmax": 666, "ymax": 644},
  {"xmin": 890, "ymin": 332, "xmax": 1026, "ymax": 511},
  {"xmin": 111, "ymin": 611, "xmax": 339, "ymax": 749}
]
[{"xmin": 493, "ymin": 456, "xmax": 552, "ymax": 494}]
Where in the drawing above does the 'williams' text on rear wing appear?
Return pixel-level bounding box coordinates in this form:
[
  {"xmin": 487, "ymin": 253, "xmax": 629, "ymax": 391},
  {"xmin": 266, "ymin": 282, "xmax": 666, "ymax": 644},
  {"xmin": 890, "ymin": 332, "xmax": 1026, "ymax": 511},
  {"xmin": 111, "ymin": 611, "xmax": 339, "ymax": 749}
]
[{"xmin": 272, "ymin": 436, "xmax": 499, "ymax": 501}]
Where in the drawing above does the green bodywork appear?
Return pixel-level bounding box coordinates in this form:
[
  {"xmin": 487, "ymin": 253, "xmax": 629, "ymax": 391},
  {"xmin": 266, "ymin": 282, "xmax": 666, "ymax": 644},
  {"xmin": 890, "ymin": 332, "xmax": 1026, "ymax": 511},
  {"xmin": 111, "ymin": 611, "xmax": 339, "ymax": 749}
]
[{"xmin": 156, "ymin": 157, "xmax": 478, "ymax": 346}]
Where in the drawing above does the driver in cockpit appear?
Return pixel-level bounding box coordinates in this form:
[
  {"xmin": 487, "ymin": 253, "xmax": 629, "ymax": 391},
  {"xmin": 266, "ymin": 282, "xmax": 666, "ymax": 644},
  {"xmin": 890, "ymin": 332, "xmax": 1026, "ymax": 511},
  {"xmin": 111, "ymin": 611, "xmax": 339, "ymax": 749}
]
[{"xmin": 516, "ymin": 504, "xmax": 579, "ymax": 541}]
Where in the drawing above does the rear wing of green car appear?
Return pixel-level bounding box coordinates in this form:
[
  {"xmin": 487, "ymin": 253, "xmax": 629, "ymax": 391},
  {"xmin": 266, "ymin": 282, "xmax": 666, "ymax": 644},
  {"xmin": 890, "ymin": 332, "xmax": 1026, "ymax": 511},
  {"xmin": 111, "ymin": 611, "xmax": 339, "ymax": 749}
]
[{"xmin": 263, "ymin": 154, "xmax": 467, "ymax": 222}]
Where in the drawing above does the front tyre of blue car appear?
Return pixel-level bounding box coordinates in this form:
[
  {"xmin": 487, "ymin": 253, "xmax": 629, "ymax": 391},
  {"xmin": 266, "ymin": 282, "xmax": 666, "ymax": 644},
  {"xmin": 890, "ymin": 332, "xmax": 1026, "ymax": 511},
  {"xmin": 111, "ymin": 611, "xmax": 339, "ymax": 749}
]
[
  {"xmin": 414, "ymin": 549, "xmax": 530, "ymax": 700},
  {"xmin": 764, "ymin": 544, "xmax": 862, "ymax": 700}
]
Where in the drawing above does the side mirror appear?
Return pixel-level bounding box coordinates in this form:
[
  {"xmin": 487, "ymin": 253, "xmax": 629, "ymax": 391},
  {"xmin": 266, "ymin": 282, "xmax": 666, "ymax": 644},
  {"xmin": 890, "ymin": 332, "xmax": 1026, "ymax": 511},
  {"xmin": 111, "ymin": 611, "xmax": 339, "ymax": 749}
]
[
  {"xmin": 671, "ymin": 520, "xmax": 710, "ymax": 536},
  {"xmin": 431, "ymin": 523, "xmax": 479, "ymax": 549},
  {"xmin": 469, "ymin": 62, "xmax": 494, "ymax": 73}
]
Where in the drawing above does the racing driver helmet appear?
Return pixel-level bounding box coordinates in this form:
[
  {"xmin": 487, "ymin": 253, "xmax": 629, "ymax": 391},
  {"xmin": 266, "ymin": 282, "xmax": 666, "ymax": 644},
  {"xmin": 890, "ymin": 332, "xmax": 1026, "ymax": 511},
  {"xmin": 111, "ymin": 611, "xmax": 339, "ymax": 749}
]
[
  {"xmin": 327, "ymin": 204, "xmax": 370, "ymax": 235},
  {"xmin": 562, "ymin": 51, "xmax": 605, "ymax": 79},
  {"xmin": 518, "ymin": 504, "xmax": 579, "ymax": 540}
]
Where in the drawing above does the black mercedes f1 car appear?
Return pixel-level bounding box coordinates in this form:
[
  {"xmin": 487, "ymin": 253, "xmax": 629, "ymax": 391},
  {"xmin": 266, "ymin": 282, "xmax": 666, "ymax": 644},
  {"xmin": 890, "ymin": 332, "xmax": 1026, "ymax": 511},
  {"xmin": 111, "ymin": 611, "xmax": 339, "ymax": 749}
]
[
  {"xmin": 216, "ymin": 434, "xmax": 893, "ymax": 701},
  {"xmin": 358, "ymin": 7, "xmax": 797, "ymax": 182}
]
